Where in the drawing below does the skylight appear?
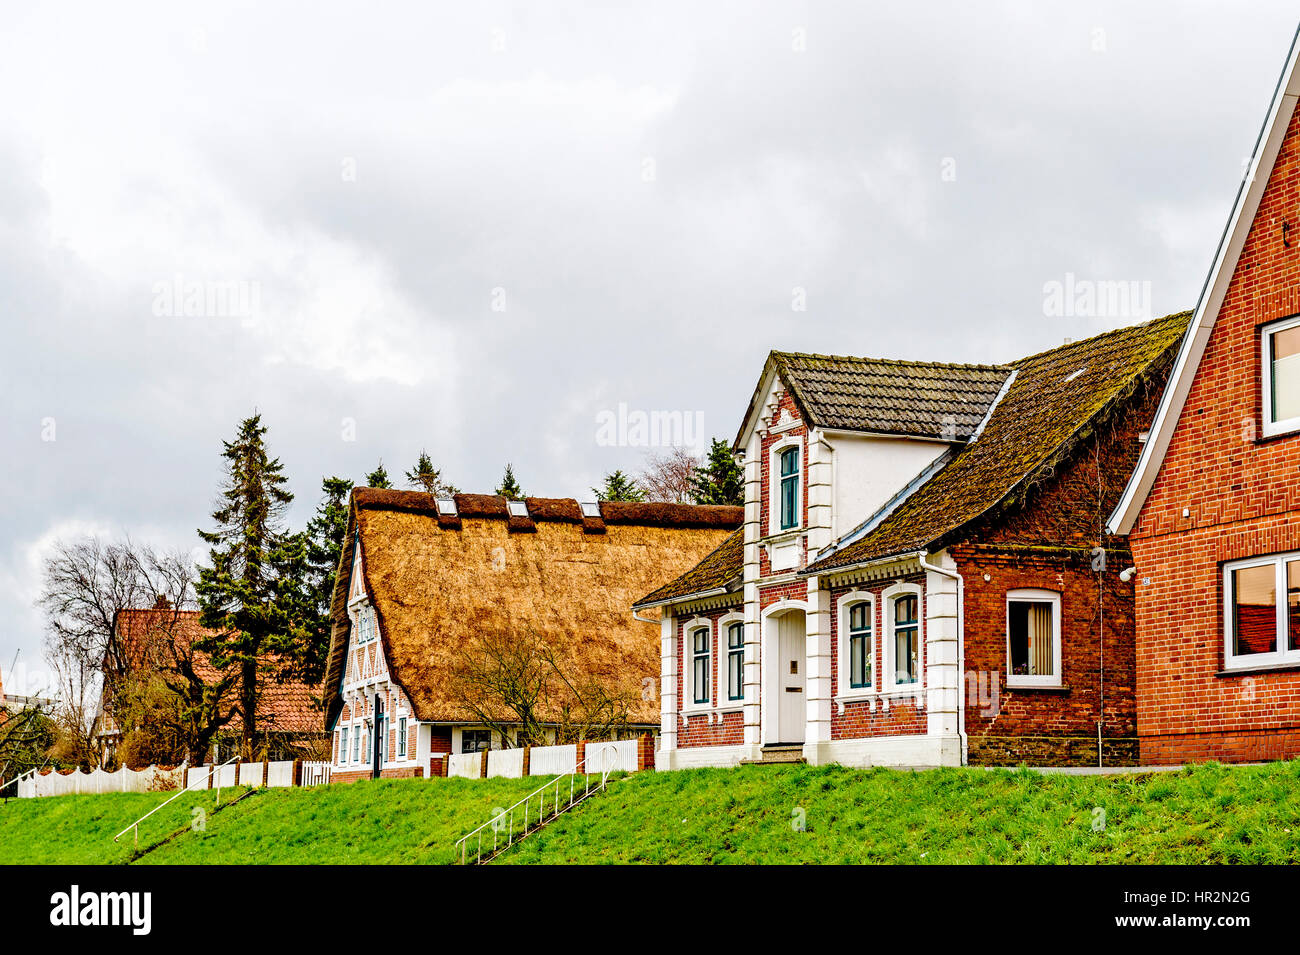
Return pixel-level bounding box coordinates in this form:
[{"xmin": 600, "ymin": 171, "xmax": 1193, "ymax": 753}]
[
  {"xmin": 435, "ymin": 498, "xmax": 457, "ymax": 515},
  {"xmin": 580, "ymin": 502, "xmax": 602, "ymax": 518},
  {"xmin": 507, "ymin": 500, "xmax": 529, "ymax": 518}
]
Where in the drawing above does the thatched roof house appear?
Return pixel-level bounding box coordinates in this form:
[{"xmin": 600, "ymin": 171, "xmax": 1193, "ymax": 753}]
[{"xmin": 322, "ymin": 488, "xmax": 741, "ymax": 779}]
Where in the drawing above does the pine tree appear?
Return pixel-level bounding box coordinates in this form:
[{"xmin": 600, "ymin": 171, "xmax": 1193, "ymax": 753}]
[
  {"xmin": 593, "ymin": 469, "xmax": 647, "ymax": 502},
  {"xmin": 689, "ymin": 438, "xmax": 745, "ymax": 506},
  {"xmin": 195, "ymin": 414, "xmax": 305, "ymax": 759},
  {"xmin": 365, "ymin": 461, "xmax": 392, "ymax": 489},
  {"xmin": 495, "ymin": 463, "xmax": 526, "ymax": 500},
  {"xmin": 297, "ymin": 476, "xmax": 353, "ymax": 685},
  {"xmin": 405, "ymin": 450, "xmax": 459, "ymax": 496}
]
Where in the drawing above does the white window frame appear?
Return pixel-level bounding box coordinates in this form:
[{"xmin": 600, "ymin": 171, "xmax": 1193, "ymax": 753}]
[
  {"xmin": 681, "ymin": 617, "xmax": 714, "ymax": 713},
  {"xmin": 718, "ymin": 612, "xmax": 746, "ymax": 707},
  {"xmin": 398, "ymin": 717, "xmax": 407, "ymax": 760},
  {"xmin": 1261, "ymin": 315, "xmax": 1300, "ymax": 437},
  {"xmin": 338, "ymin": 726, "xmax": 348, "ymax": 765},
  {"xmin": 1005, "ymin": 589, "xmax": 1063, "ymax": 688},
  {"xmin": 836, "ymin": 591, "xmax": 876, "ymax": 700},
  {"xmin": 1223, "ymin": 552, "xmax": 1300, "ymax": 670},
  {"xmin": 883, "ymin": 583, "xmax": 923, "ymax": 692},
  {"xmin": 768, "ymin": 437, "xmax": 803, "ymax": 535}
]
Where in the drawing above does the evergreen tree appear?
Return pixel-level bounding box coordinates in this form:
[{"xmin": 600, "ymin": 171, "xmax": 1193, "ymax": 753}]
[
  {"xmin": 297, "ymin": 476, "xmax": 353, "ymax": 685},
  {"xmin": 195, "ymin": 414, "xmax": 305, "ymax": 759},
  {"xmin": 689, "ymin": 438, "xmax": 745, "ymax": 506},
  {"xmin": 495, "ymin": 463, "xmax": 526, "ymax": 500},
  {"xmin": 405, "ymin": 450, "xmax": 459, "ymax": 496},
  {"xmin": 365, "ymin": 461, "xmax": 392, "ymax": 489},
  {"xmin": 593, "ymin": 469, "xmax": 647, "ymax": 502}
]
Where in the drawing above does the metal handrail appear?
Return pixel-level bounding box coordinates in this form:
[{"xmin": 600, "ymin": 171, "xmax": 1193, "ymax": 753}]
[
  {"xmin": 454, "ymin": 744, "xmax": 620, "ymax": 864},
  {"xmin": 112, "ymin": 755, "xmax": 239, "ymax": 847}
]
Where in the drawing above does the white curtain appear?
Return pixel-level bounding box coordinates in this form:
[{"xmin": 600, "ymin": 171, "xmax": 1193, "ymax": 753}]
[{"xmin": 1027, "ymin": 603, "xmax": 1053, "ymax": 676}]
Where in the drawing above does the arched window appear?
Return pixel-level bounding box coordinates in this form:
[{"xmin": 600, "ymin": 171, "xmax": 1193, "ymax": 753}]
[
  {"xmin": 691, "ymin": 627, "xmax": 712, "ymax": 705},
  {"xmin": 887, "ymin": 591, "xmax": 921, "ymax": 688},
  {"xmin": 847, "ymin": 601, "xmax": 873, "ymax": 689},
  {"xmin": 725, "ymin": 621, "xmax": 745, "ymax": 702},
  {"xmin": 778, "ymin": 446, "xmax": 800, "ymax": 530}
]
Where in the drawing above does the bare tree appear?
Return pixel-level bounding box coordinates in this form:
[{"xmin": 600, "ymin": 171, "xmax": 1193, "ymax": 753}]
[
  {"xmin": 450, "ymin": 630, "xmax": 636, "ymax": 747},
  {"xmin": 638, "ymin": 447, "xmax": 701, "ymax": 503}
]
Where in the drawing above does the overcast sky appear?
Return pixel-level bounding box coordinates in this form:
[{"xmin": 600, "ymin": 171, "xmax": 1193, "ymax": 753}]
[{"xmin": 2, "ymin": 2, "xmax": 1297, "ymax": 690}]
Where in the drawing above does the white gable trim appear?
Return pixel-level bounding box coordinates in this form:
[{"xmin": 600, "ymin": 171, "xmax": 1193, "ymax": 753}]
[{"xmin": 1109, "ymin": 26, "xmax": 1300, "ymax": 534}]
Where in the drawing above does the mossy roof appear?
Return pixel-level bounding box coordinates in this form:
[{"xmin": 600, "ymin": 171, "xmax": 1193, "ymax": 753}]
[{"xmin": 644, "ymin": 311, "xmax": 1192, "ymax": 602}]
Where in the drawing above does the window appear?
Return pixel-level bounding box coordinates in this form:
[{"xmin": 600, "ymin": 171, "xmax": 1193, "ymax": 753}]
[
  {"xmin": 847, "ymin": 601, "xmax": 873, "ymax": 689},
  {"xmin": 891, "ymin": 594, "xmax": 919, "ymax": 686},
  {"xmin": 461, "ymin": 729, "xmax": 492, "ymax": 753},
  {"xmin": 691, "ymin": 627, "xmax": 711, "ymax": 704},
  {"xmin": 778, "ymin": 446, "xmax": 800, "ymax": 530},
  {"xmin": 340, "ymin": 727, "xmax": 349, "ymax": 764},
  {"xmin": 726, "ymin": 622, "xmax": 744, "ymax": 702},
  {"xmin": 1262, "ymin": 316, "xmax": 1300, "ymax": 436},
  {"xmin": 398, "ymin": 718, "xmax": 407, "ymax": 758},
  {"xmin": 354, "ymin": 607, "xmax": 376, "ymax": 645},
  {"xmin": 350, "ymin": 724, "xmax": 360, "ymax": 763},
  {"xmin": 1006, "ymin": 589, "xmax": 1062, "ymax": 687},
  {"xmin": 1224, "ymin": 553, "xmax": 1300, "ymax": 668}
]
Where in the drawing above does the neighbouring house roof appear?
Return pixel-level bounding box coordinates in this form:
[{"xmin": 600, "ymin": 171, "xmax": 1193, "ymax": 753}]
[
  {"xmin": 808, "ymin": 311, "xmax": 1192, "ymax": 573},
  {"xmin": 110, "ymin": 609, "xmax": 320, "ymax": 736},
  {"xmin": 323, "ymin": 490, "xmax": 743, "ymax": 728},
  {"xmin": 634, "ymin": 528, "xmax": 744, "ymax": 608},
  {"xmin": 734, "ymin": 350, "xmax": 1010, "ymax": 450},
  {"xmin": 1109, "ymin": 27, "xmax": 1300, "ymax": 534}
]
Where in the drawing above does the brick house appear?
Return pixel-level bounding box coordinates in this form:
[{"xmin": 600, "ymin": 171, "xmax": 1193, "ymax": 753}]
[
  {"xmin": 1108, "ymin": 31, "xmax": 1300, "ymax": 763},
  {"xmin": 95, "ymin": 605, "xmax": 320, "ymax": 765},
  {"xmin": 638, "ymin": 314, "xmax": 1189, "ymax": 769},
  {"xmin": 321, "ymin": 489, "xmax": 741, "ymax": 783}
]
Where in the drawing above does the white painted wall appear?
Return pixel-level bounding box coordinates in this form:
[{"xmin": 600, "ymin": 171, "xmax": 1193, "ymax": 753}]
[{"xmin": 823, "ymin": 433, "xmax": 949, "ymax": 539}]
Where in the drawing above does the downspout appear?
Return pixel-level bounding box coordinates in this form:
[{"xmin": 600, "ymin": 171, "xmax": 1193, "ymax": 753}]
[
  {"xmin": 632, "ymin": 608, "xmax": 658, "ymax": 625},
  {"xmin": 919, "ymin": 551, "xmax": 968, "ymax": 766}
]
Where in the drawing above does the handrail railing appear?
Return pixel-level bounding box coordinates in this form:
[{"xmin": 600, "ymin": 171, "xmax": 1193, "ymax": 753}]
[
  {"xmin": 454, "ymin": 745, "xmax": 618, "ymax": 865},
  {"xmin": 113, "ymin": 755, "xmax": 239, "ymax": 847}
]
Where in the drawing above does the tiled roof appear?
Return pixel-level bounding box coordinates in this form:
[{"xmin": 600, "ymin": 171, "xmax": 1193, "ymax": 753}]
[
  {"xmin": 737, "ymin": 352, "xmax": 1010, "ymax": 447},
  {"xmin": 634, "ymin": 528, "xmax": 743, "ymax": 607},
  {"xmin": 808, "ymin": 311, "xmax": 1192, "ymax": 572},
  {"xmin": 114, "ymin": 609, "xmax": 321, "ymax": 734}
]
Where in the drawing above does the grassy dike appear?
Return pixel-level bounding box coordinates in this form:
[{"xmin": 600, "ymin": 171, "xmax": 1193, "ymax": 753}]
[{"xmin": 2, "ymin": 762, "xmax": 1298, "ymax": 864}]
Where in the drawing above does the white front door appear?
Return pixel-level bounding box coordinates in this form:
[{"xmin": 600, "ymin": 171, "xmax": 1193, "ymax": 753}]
[{"xmin": 777, "ymin": 612, "xmax": 806, "ymax": 743}]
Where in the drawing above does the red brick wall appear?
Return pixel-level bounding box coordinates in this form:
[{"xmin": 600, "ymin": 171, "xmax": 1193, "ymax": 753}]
[
  {"xmin": 758, "ymin": 388, "xmax": 809, "ymax": 578},
  {"xmin": 1130, "ymin": 102, "xmax": 1300, "ymax": 764},
  {"xmin": 674, "ymin": 605, "xmax": 744, "ymax": 748},
  {"xmin": 828, "ymin": 576, "xmax": 928, "ymax": 739}
]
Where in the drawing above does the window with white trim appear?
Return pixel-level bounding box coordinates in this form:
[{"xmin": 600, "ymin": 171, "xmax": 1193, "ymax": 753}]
[
  {"xmin": 1224, "ymin": 553, "xmax": 1300, "ymax": 668},
  {"xmin": 1262, "ymin": 316, "xmax": 1300, "ymax": 437},
  {"xmin": 350, "ymin": 724, "xmax": 360, "ymax": 763},
  {"xmin": 1006, "ymin": 589, "xmax": 1062, "ymax": 687},
  {"xmin": 691, "ymin": 627, "xmax": 712, "ymax": 705},
  {"xmin": 890, "ymin": 593, "xmax": 920, "ymax": 687},
  {"xmin": 339, "ymin": 726, "xmax": 348, "ymax": 764},
  {"xmin": 778, "ymin": 446, "xmax": 800, "ymax": 530},
  {"xmin": 461, "ymin": 729, "xmax": 492, "ymax": 753},
  {"xmin": 725, "ymin": 621, "xmax": 744, "ymax": 702},
  {"xmin": 398, "ymin": 717, "xmax": 407, "ymax": 758},
  {"xmin": 847, "ymin": 601, "xmax": 873, "ymax": 690}
]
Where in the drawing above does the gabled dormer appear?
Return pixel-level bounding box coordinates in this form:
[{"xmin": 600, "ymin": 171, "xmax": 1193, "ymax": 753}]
[{"xmin": 734, "ymin": 351, "xmax": 1009, "ymax": 577}]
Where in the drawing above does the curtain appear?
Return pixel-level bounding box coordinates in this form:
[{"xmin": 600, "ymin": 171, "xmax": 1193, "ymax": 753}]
[{"xmin": 1028, "ymin": 603, "xmax": 1053, "ymax": 676}]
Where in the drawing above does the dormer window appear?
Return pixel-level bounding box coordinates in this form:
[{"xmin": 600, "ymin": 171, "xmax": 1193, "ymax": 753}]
[
  {"xmin": 1262, "ymin": 315, "xmax": 1300, "ymax": 437},
  {"xmin": 778, "ymin": 446, "xmax": 800, "ymax": 530}
]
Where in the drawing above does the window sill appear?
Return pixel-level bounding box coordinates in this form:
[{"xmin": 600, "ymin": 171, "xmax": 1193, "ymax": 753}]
[
  {"xmin": 1216, "ymin": 661, "xmax": 1300, "ymax": 677},
  {"xmin": 760, "ymin": 528, "xmax": 805, "ymax": 546},
  {"xmin": 1006, "ymin": 683, "xmax": 1070, "ymax": 694}
]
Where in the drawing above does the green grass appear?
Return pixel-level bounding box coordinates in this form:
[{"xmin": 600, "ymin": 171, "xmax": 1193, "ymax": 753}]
[
  {"xmin": 4, "ymin": 762, "xmax": 1300, "ymax": 864},
  {"xmin": 499, "ymin": 761, "xmax": 1300, "ymax": 864},
  {"xmin": 0, "ymin": 786, "xmax": 253, "ymax": 864},
  {"xmin": 137, "ymin": 775, "xmax": 548, "ymax": 865}
]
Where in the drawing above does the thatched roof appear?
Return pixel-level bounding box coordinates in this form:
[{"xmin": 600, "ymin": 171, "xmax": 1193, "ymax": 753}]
[
  {"xmin": 735, "ymin": 351, "xmax": 1009, "ymax": 449},
  {"xmin": 808, "ymin": 311, "xmax": 1192, "ymax": 572},
  {"xmin": 113, "ymin": 609, "xmax": 320, "ymax": 734},
  {"xmin": 323, "ymin": 490, "xmax": 742, "ymax": 728}
]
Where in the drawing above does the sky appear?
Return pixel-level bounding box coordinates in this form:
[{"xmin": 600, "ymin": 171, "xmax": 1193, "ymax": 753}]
[{"xmin": 2, "ymin": 1, "xmax": 1297, "ymax": 692}]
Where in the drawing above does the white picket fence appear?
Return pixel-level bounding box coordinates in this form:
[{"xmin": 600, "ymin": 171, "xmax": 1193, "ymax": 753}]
[
  {"xmin": 19, "ymin": 764, "xmax": 186, "ymax": 798},
  {"xmin": 447, "ymin": 740, "xmax": 641, "ymax": 781},
  {"xmin": 528, "ymin": 743, "xmax": 577, "ymax": 776},
  {"xmin": 487, "ymin": 748, "xmax": 525, "ymax": 778},
  {"xmin": 584, "ymin": 739, "xmax": 639, "ymax": 774},
  {"xmin": 448, "ymin": 752, "xmax": 482, "ymax": 779},
  {"xmin": 300, "ymin": 761, "xmax": 330, "ymax": 786}
]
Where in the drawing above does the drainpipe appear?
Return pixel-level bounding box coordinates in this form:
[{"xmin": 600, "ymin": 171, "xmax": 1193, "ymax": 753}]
[{"xmin": 919, "ymin": 551, "xmax": 968, "ymax": 767}]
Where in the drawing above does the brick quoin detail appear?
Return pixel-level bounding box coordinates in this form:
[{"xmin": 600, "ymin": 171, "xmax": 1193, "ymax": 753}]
[{"xmin": 1130, "ymin": 99, "xmax": 1300, "ymax": 764}]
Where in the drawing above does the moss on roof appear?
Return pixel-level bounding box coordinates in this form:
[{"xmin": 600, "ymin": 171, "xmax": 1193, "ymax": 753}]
[
  {"xmin": 807, "ymin": 311, "xmax": 1192, "ymax": 573},
  {"xmin": 735, "ymin": 351, "xmax": 1009, "ymax": 448}
]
